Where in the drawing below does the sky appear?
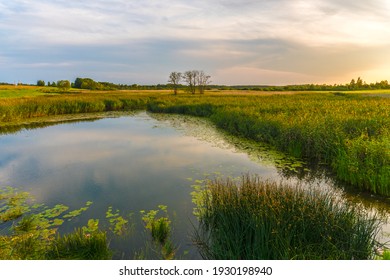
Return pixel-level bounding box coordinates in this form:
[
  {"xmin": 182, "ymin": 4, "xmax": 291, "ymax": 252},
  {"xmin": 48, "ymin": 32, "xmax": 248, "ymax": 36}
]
[{"xmin": 1, "ymin": 0, "xmax": 390, "ymax": 85}]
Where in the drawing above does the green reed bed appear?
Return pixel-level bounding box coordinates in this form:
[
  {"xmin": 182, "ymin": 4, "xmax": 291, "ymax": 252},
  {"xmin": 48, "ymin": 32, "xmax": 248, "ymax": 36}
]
[
  {"xmin": 193, "ymin": 175, "xmax": 382, "ymax": 260},
  {"xmin": 148, "ymin": 93, "xmax": 390, "ymax": 196}
]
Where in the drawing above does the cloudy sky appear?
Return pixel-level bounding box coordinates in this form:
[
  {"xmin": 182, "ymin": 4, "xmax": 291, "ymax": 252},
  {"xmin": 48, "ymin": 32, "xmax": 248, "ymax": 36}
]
[{"xmin": 1, "ymin": 0, "xmax": 390, "ymax": 85}]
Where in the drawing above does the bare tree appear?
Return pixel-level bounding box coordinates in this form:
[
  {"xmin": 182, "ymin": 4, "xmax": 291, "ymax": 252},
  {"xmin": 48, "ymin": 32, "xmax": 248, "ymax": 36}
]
[
  {"xmin": 197, "ymin": 71, "xmax": 211, "ymax": 94},
  {"xmin": 168, "ymin": 72, "xmax": 182, "ymax": 95},
  {"xmin": 183, "ymin": 70, "xmax": 199, "ymax": 94}
]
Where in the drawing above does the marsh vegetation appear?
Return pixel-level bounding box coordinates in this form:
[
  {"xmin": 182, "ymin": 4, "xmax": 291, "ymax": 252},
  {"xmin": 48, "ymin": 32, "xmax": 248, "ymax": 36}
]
[{"xmin": 0, "ymin": 85, "xmax": 389, "ymax": 259}]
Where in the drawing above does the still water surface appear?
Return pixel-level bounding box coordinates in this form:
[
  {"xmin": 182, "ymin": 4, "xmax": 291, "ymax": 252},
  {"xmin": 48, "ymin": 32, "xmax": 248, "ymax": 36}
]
[{"xmin": 0, "ymin": 112, "xmax": 389, "ymax": 258}]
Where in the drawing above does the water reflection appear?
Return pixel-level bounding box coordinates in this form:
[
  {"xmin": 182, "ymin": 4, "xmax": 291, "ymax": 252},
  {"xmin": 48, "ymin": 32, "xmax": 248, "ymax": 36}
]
[
  {"xmin": 0, "ymin": 112, "xmax": 389, "ymax": 258},
  {"xmin": 0, "ymin": 112, "xmax": 279, "ymax": 258}
]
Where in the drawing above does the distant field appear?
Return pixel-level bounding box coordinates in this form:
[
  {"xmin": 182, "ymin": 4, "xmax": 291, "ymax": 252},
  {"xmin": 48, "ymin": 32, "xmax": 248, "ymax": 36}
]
[
  {"xmin": 3, "ymin": 84, "xmax": 390, "ymax": 98},
  {"xmin": 349, "ymin": 89, "xmax": 390, "ymax": 95},
  {"xmin": 0, "ymin": 85, "xmax": 51, "ymax": 98}
]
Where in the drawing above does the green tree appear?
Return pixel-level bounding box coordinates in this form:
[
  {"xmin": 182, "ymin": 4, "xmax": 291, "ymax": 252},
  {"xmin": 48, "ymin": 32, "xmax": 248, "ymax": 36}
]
[
  {"xmin": 349, "ymin": 78, "xmax": 356, "ymax": 90},
  {"xmin": 74, "ymin": 78, "xmax": 83, "ymax": 89},
  {"xmin": 37, "ymin": 80, "xmax": 45, "ymax": 87},
  {"xmin": 379, "ymin": 80, "xmax": 389, "ymax": 89},
  {"xmin": 356, "ymin": 77, "xmax": 363, "ymax": 88},
  {"xmin": 57, "ymin": 80, "xmax": 71, "ymax": 91}
]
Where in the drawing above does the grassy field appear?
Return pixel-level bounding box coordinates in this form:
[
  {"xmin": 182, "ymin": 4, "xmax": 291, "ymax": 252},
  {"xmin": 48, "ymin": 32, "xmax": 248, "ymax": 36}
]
[
  {"xmin": 0, "ymin": 85, "xmax": 389, "ymax": 196},
  {"xmin": 0, "ymin": 85, "xmax": 63, "ymax": 98}
]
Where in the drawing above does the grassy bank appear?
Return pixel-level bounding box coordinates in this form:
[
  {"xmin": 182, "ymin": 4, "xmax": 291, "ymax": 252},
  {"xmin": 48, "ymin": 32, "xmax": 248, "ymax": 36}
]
[
  {"xmin": 0, "ymin": 91, "xmax": 153, "ymax": 123},
  {"xmin": 193, "ymin": 175, "xmax": 382, "ymax": 260},
  {"xmin": 0, "ymin": 87, "xmax": 389, "ymax": 196}
]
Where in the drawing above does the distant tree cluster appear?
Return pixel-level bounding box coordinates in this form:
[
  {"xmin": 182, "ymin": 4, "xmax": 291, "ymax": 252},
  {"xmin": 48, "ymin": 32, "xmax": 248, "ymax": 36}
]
[
  {"xmin": 73, "ymin": 78, "xmax": 118, "ymax": 90},
  {"xmin": 73, "ymin": 77, "xmax": 171, "ymax": 91},
  {"xmin": 31, "ymin": 76, "xmax": 390, "ymax": 93},
  {"xmin": 168, "ymin": 70, "xmax": 211, "ymax": 95},
  {"xmin": 47, "ymin": 81, "xmax": 56, "ymax": 87},
  {"xmin": 221, "ymin": 77, "xmax": 390, "ymax": 91},
  {"xmin": 37, "ymin": 79, "xmax": 70, "ymax": 91}
]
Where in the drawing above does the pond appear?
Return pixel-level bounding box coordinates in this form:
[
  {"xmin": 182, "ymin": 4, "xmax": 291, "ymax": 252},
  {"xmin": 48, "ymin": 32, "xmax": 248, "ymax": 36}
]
[{"xmin": 0, "ymin": 112, "xmax": 389, "ymax": 259}]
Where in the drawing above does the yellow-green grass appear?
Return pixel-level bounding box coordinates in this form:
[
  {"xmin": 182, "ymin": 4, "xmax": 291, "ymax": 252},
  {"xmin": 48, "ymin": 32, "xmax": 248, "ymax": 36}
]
[
  {"xmin": 0, "ymin": 90, "xmax": 156, "ymax": 123},
  {"xmin": 346, "ymin": 89, "xmax": 390, "ymax": 95},
  {"xmin": 0, "ymin": 85, "xmax": 59, "ymax": 98},
  {"xmin": 0, "ymin": 85, "xmax": 173, "ymax": 98}
]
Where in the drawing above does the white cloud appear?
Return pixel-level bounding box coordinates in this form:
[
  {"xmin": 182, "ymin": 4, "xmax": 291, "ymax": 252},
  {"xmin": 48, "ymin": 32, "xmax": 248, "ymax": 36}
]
[
  {"xmin": 1, "ymin": 0, "xmax": 390, "ymax": 84},
  {"xmin": 4, "ymin": 0, "xmax": 387, "ymax": 46}
]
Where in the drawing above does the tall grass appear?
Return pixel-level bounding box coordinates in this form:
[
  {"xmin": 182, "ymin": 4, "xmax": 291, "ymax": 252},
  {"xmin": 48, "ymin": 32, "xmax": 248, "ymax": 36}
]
[
  {"xmin": 147, "ymin": 92, "xmax": 390, "ymax": 196},
  {"xmin": 193, "ymin": 175, "xmax": 382, "ymax": 260},
  {"xmin": 0, "ymin": 91, "xmax": 150, "ymax": 123}
]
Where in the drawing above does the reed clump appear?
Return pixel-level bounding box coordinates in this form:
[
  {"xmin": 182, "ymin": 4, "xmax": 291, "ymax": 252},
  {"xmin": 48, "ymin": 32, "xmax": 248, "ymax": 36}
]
[
  {"xmin": 193, "ymin": 175, "xmax": 382, "ymax": 260},
  {"xmin": 45, "ymin": 229, "xmax": 111, "ymax": 260}
]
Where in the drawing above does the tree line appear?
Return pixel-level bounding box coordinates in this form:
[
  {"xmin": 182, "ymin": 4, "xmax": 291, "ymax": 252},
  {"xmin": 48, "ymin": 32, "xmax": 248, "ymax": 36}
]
[
  {"xmin": 34, "ymin": 76, "xmax": 390, "ymax": 92},
  {"xmin": 34, "ymin": 70, "xmax": 212, "ymax": 94},
  {"xmin": 36, "ymin": 78, "xmax": 187, "ymax": 91},
  {"xmin": 223, "ymin": 77, "xmax": 390, "ymax": 91}
]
